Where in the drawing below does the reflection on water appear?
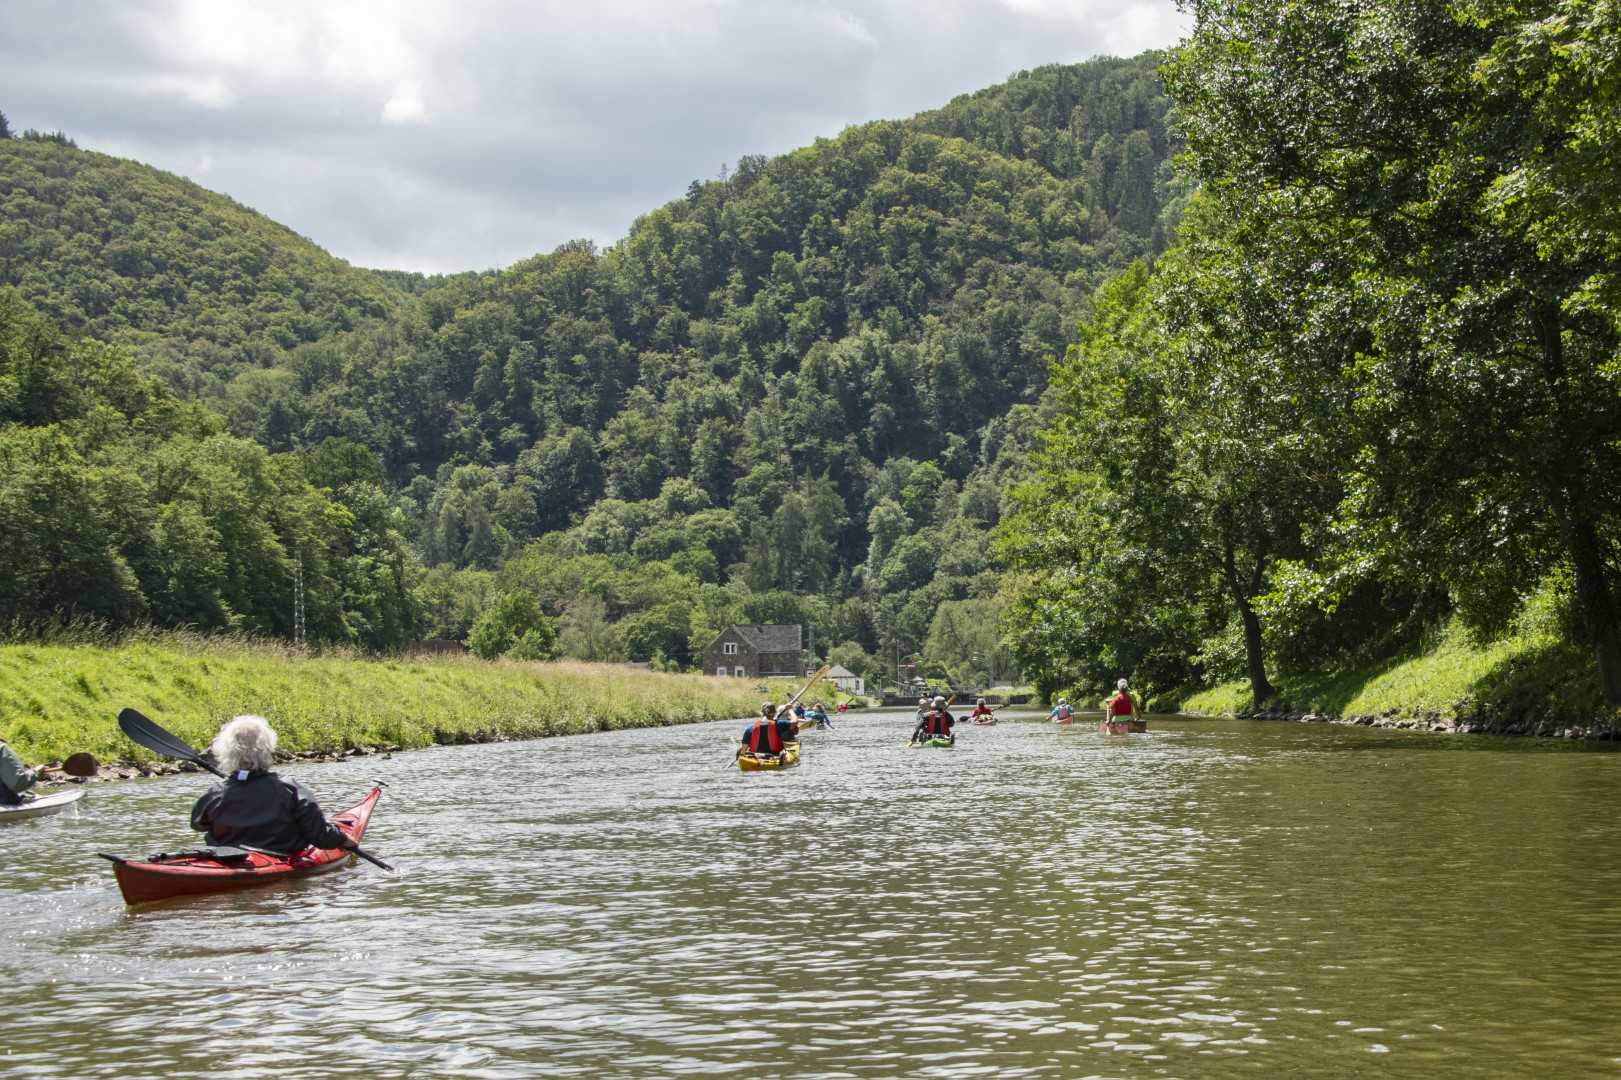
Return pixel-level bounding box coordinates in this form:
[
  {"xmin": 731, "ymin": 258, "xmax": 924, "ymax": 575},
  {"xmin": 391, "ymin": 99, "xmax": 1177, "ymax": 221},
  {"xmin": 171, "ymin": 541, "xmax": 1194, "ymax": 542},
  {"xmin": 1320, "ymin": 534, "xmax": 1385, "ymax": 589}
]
[{"xmin": 4, "ymin": 711, "xmax": 1621, "ymax": 1077}]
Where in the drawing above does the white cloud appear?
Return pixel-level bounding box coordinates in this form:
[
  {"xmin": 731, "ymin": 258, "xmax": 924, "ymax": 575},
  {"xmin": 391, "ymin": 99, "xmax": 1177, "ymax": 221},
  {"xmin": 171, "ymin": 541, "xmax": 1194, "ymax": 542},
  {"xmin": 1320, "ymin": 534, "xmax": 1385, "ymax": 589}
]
[
  {"xmin": 382, "ymin": 82, "xmax": 428, "ymax": 125},
  {"xmin": 0, "ymin": 0, "xmax": 1190, "ymax": 273},
  {"xmin": 146, "ymin": 73, "xmax": 237, "ymax": 109}
]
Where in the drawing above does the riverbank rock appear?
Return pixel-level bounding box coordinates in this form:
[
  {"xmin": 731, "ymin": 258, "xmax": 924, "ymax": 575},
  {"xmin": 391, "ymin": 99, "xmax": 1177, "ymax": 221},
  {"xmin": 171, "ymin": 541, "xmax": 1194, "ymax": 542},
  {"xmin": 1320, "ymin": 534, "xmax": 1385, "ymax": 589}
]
[{"xmin": 1205, "ymin": 707, "xmax": 1621, "ymax": 741}]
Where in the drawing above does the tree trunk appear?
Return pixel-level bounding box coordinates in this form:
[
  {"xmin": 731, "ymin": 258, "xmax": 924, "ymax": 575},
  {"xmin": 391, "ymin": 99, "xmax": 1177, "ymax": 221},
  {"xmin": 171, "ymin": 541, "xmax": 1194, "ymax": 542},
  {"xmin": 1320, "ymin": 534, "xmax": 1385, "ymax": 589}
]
[
  {"xmin": 1223, "ymin": 543, "xmax": 1275, "ymax": 705},
  {"xmin": 1536, "ymin": 303, "xmax": 1621, "ymax": 706},
  {"xmin": 1561, "ymin": 503, "xmax": 1621, "ymax": 706}
]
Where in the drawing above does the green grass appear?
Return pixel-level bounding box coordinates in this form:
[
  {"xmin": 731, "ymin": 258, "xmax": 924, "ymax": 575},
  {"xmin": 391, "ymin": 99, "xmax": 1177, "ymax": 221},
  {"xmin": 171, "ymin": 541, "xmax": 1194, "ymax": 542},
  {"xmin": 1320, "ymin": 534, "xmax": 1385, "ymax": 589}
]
[
  {"xmin": 1176, "ymin": 625, "xmax": 1615, "ymax": 728},
  {"xmin": 0, "ymin": 635, "xmax": 773, "ymax": 764}
]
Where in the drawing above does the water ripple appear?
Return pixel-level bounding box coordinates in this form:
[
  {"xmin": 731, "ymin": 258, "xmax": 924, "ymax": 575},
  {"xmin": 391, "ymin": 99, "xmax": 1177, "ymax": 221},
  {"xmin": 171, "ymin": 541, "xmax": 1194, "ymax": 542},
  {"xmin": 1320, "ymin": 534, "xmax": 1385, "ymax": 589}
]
[{"xmin": 5, "ymin": 714, "xmax": 1621, "ymax": 1076}]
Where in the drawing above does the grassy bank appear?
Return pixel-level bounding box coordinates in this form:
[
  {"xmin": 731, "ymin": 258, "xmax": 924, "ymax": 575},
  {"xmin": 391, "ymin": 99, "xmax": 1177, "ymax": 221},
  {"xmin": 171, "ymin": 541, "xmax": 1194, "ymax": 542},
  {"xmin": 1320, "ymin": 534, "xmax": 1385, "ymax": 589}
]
[
  {"xmin": 0, "ymin": 635, "xmax": 774, "ymax": 764},
  {"xmin": 1174, "ymin": 623, "xmax": 1616, "ymax": 730}
]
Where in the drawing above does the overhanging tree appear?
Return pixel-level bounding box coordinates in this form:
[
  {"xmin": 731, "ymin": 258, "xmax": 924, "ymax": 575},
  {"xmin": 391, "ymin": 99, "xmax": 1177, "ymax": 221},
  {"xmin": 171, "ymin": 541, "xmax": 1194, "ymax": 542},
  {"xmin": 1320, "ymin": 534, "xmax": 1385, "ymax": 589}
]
[{"xmin": 1165, "ymin": 0, "xmax": 1621, "ymax": 704}]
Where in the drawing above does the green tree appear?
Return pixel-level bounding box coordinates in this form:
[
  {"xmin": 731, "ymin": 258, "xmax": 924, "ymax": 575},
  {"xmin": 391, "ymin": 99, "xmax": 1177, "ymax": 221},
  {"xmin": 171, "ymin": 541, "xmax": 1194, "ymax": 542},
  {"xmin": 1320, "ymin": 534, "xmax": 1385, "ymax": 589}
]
[
  {"xmin": 923, "ymin": 597, "xmax": 1007, "ymax": 688},
  {"xmin": 1165, "ymin": 0, "xmax": 1621, "ymax": 702},
  {"xmin": 0, "ymin": 425, "xmax": 143, "ymax": 623},
  {"xmin": 556, "ymin": 595, "xmax": 625, "ymax": 662},
  {"xmin": 467, "ymin": 589, "xmax": 557, "ymax": 660}
]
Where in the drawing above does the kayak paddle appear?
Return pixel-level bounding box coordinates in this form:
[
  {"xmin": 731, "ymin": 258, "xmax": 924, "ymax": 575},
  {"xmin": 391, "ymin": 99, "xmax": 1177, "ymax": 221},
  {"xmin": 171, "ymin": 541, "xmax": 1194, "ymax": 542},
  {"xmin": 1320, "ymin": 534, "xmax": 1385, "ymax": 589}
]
[{"xmin": 116, "ymin": 708, "xmax": 393, "ymax": 872}]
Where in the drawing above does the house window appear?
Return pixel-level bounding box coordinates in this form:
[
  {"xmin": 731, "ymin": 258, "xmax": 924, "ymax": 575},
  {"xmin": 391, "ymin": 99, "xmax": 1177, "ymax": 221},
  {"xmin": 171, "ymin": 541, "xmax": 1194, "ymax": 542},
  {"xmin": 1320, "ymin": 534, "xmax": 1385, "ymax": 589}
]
[
  {"xmin": 723, "ymin": 642, "xmax": 737, "ymax": 655},
  {"xmin": 716, "ymin": 667, "xmax": 728, "ymax": 676}
]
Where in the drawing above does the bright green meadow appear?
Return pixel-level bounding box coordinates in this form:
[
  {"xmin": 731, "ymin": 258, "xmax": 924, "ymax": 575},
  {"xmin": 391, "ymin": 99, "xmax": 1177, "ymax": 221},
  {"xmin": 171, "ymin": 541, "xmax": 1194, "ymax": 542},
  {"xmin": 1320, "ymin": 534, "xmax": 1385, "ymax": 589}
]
[{"xmin": 0, "ymin": 635, "xmax": 775, "ymax": 765}]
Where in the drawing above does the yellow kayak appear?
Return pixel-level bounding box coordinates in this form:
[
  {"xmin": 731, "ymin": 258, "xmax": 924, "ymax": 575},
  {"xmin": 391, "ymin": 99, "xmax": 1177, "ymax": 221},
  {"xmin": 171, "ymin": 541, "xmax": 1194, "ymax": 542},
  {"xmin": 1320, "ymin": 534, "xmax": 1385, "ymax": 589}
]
[{"xmin": 737, "ymin": 741, "xmax": 801, "ymax": 771}]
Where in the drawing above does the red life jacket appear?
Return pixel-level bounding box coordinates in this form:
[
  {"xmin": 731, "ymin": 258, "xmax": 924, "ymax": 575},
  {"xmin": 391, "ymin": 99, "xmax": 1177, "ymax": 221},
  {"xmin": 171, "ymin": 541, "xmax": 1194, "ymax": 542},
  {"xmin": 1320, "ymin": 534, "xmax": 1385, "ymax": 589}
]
[
  {"xmin": 1054, "ymin": 703, "xmax": 1072, "ymax": 720},
  {"xmin": 1108, "ymin": 692, "xmax": 1133, "ymax": 717},
  {"xmin": 925, "ymin": 710, "xmax": 953, "ymax": 736},
  {"xmin": 748, "ymin": 717, "xmax": 784, "ymax": 754}
]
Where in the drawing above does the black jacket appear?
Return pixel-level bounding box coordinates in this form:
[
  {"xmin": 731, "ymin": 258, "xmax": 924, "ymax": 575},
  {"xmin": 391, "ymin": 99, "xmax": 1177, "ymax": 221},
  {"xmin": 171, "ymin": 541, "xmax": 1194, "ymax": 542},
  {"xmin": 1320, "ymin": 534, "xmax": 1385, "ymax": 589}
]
[{"xmin": 191, "ymin": 770, "xmax": 346, "ymax": 853}]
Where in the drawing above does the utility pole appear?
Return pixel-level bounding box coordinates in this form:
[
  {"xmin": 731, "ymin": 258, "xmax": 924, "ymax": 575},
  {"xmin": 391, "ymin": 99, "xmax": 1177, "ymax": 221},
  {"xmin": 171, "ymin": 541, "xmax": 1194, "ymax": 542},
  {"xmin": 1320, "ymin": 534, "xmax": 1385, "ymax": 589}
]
[{"xmin": 292, "ymin": 546, "xmax": 306, "ymax": 648}]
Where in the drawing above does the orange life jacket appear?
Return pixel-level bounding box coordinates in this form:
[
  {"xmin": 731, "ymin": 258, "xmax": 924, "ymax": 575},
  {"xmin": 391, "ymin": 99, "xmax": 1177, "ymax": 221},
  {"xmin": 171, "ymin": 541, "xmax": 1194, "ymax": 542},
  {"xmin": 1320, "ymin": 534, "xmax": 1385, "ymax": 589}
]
[{"xmin": 748, "ymin": 717, "xmax": 785, "ymax": 754}]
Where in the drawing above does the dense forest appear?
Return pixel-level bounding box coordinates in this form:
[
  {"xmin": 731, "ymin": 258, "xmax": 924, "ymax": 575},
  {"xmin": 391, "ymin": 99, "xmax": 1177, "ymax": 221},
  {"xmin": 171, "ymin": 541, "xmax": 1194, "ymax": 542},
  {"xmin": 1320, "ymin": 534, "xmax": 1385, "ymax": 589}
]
[
  {"xmin": 999, "ymin": 0, "xmax": 1621, "ymax": 714},
  {"xmin": 0, "ymin": 55, "xmax": 1181, "ymax": 692},
  {"xmin": 18, "ymin": 6, "xmax": 1611, "ymax": 719}
]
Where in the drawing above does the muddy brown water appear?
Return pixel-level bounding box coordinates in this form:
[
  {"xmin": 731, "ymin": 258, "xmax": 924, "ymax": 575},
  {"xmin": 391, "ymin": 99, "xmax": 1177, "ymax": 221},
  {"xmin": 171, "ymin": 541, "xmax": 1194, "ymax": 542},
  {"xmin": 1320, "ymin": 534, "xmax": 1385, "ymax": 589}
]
[{"xmin": 4, "ymin": 709, "xmax": 1621, "ymax": 1078}]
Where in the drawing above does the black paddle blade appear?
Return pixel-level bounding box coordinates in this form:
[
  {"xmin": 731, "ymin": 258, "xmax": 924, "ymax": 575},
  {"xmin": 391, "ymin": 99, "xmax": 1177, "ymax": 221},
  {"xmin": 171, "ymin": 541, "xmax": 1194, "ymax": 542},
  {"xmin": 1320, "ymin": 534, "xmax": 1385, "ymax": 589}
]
[{"xmin": 117, "ymin": 708, "xmax": 225, "ymax": 777}]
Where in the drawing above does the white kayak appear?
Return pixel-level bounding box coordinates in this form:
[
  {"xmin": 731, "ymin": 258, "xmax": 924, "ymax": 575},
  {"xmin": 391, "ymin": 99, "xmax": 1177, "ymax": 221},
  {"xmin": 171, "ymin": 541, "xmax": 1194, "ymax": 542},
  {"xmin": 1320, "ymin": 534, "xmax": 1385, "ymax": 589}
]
[{"xmin": 0, "ymin": 788, "xmax": 86, "ymax": 822}]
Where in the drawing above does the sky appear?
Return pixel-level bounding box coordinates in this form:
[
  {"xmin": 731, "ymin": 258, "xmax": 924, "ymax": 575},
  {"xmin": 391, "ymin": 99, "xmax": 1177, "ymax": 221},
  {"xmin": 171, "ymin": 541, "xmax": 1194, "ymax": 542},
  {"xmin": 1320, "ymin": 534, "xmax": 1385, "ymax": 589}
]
[{"xmin": 0, "ymin": 0, "xmax": 1190, "ymax": 274}]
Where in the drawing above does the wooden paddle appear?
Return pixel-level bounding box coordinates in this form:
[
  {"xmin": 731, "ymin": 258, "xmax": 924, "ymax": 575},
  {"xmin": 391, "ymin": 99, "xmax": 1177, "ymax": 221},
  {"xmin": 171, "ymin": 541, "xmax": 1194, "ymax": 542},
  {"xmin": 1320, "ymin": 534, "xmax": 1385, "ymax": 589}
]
[
  {"xmin": 63, "ymin": 752, "xmax": 100, "ymax": 777},
  {"xmin": 116, "ymin": 708, "xmax": 393, "ymax": 872},
  {"xmin": 786, "ymin": 664, "xmax": 833, "ymax": 711},
  {"xmin": 31, "ymin": 752, "xmax": 96, "ymax": 779}
]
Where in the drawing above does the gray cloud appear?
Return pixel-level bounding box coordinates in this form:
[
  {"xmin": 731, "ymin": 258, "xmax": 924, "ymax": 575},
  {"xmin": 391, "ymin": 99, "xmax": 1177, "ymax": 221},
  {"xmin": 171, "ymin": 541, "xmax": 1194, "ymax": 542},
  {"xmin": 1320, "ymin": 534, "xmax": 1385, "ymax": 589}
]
[{"xmin": 0, "ymin": 0, "xmax": 1188, "ymax": 272}]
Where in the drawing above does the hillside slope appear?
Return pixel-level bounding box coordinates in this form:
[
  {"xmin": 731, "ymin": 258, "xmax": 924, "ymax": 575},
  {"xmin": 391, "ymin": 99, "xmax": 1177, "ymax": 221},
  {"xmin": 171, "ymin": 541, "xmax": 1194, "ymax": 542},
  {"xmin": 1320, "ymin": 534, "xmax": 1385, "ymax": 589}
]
[
  {"xmin": 0, "ymin": 135, "xmax": 404, "ymax": 397},
  {"xmin": 0, "ymin": 53, "xmax": 1181, "ymax": 682}
]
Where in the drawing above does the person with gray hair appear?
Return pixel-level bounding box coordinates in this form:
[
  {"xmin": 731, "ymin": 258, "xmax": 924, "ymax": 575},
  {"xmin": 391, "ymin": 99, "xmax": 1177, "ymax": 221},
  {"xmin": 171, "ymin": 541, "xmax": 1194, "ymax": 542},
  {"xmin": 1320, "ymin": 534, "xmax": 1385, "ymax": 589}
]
[
  {"xmin": 1106, "ymin": 678, "xmax": 1140, "ymax": 722},
  {"xmin": 190, "ymin": 715, "xmax": 357, "ymax": 855}
]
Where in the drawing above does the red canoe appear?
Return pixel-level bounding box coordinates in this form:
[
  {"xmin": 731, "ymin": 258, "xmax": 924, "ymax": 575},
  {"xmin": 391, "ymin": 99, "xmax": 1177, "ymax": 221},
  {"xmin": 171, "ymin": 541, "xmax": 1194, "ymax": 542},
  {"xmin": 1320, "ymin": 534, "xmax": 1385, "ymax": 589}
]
[{"xmin": 100, "ymin": 786, "xmax": 382, "ymax": 905}]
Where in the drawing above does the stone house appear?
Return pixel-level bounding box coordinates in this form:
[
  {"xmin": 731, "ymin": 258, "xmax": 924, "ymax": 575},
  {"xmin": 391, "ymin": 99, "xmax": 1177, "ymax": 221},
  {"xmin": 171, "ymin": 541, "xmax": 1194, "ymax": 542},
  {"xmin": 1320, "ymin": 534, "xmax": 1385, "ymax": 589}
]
[{"xmin": 701, "ymin": 624, "xmax": 803, "ymax": 678}]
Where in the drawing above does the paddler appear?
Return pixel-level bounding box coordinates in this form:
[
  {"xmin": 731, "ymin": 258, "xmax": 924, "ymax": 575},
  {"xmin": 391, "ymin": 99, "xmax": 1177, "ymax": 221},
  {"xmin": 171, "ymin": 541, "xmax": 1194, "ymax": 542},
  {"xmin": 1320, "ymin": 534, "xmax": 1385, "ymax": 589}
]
[
  {"xmin": 910, "ymin": 695, "xmax": 955, "ymax": 746},
  {"xmin": 1106, "ymin": 679, "xmax": 1140, "ymax": 722},
  {"xmin": 190, "ymin": 715, "xmax": 358, "ymax": 854},
  {"xmin": 1047, "ymin": 697, "xmax": 1074, "ymax": 723},
  {"xmin": 805, "ymin": 701, "xmax": 832, "ymax": 729},
  {"xmin": 968, "ymin": 697, "xmax": 996, "ymax": 724},
  {"xmin": 740, "ymin": 701, "xmax": 798, "ymax": 758},
  {"xmin": 0, "ymin": 736, "xmax": 57, "ymax": 805}
]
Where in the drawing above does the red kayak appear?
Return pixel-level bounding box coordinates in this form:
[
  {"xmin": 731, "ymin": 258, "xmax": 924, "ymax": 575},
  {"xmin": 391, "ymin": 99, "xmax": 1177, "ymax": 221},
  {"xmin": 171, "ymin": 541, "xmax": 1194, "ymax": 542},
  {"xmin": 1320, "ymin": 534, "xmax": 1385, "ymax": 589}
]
[{"xmin": 100, "ymin": 785, "xmax": 382, "ymax": 905}]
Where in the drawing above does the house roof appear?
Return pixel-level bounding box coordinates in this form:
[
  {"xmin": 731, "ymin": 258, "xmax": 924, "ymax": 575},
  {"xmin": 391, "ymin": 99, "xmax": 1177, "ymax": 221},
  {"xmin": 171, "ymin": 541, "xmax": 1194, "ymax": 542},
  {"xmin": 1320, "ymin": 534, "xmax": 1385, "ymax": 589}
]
[
  {"xmin": 726, "ymin": 623, "xmax": 802, "ymax": 652},
  {"xmin": 826, "ymin": 665, "xmax": 857, "ymax": 678}
]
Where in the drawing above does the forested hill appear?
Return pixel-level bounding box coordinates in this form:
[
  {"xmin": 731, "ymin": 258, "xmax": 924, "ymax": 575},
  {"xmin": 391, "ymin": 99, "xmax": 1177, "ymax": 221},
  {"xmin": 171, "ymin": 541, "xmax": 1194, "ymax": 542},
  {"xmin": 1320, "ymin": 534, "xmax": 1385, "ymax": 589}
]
[
  {"xmin": 0, "ymin": 135, "xmax": 406, "ymax": 399},
  {"xmin": 0, "ymin": 54, "xmax": 1177, "ymax": 685}
]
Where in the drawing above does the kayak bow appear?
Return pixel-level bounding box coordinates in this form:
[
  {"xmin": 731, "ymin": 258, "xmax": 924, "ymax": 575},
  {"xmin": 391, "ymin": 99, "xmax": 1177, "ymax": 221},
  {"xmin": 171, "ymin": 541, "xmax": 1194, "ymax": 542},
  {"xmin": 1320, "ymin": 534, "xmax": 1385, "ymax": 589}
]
[{"xmin": 0, "ymin": 788, "xmax": 86, "ymax": 823}]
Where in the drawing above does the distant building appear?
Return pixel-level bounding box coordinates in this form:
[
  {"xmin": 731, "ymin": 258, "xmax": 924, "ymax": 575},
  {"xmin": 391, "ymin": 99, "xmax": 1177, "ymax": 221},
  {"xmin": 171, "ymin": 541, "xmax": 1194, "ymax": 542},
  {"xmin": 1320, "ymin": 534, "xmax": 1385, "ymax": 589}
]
[
  {"xmin": 827, "ymin": 664, "xmax": 864, "ymax": 696},
  {"xmin": 701, "ymin": 624, "xmax": 803, "ymax": 678},
  {"xmin": 407, "ymin": 638, "xmax": 468, "ymax": 656}
]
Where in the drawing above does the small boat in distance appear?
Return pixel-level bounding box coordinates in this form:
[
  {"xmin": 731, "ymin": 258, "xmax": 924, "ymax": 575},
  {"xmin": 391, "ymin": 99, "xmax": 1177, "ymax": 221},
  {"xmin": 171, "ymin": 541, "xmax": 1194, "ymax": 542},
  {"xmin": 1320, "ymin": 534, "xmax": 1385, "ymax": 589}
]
[{"xmin": 1100, "ymin": 719, "xmax": 1148, "ymax": 735}]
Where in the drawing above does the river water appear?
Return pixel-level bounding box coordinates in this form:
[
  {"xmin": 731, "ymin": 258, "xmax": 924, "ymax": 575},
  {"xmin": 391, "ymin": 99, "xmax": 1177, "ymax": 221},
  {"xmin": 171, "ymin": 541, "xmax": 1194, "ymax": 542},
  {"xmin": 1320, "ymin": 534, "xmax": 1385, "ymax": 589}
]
[{"xmin": 4, "ymin": 709, "xmax": 1621, "ymax": 1078}]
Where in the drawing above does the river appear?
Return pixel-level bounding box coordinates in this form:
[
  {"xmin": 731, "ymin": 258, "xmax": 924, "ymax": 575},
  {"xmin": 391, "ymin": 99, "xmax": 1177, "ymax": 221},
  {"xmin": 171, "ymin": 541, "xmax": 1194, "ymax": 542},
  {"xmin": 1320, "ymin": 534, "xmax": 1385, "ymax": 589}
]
[{"xmin": 3, "ymin": 708, "xmax": 1620, "ymax": 1078}]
